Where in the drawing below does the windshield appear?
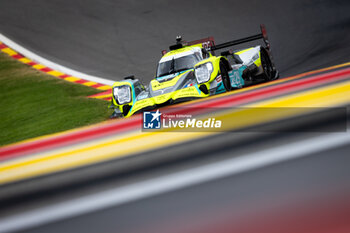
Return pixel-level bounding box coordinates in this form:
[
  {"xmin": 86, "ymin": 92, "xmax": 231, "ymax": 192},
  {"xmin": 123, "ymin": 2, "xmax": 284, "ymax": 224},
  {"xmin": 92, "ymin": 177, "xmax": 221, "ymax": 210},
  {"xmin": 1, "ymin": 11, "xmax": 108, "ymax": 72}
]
[{"xmin": 156, "ymin": 54, "xmax": 200, "ymax": 77}]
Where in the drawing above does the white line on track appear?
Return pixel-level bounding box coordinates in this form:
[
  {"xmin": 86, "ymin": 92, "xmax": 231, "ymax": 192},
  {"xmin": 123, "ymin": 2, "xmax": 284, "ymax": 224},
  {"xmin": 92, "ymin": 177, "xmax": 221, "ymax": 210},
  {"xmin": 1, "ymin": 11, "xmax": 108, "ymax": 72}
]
[
  {"xmin": 0, "ymin": 133, "xmax": 349, "ymax": 232},
  {"xmin": 0, "ymin": 33, "xmax": 115, "ymax": 86}
]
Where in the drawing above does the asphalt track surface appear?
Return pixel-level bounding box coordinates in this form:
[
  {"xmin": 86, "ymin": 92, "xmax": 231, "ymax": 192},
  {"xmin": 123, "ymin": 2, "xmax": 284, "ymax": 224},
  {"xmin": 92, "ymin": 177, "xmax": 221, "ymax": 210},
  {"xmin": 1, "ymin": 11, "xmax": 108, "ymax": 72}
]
[
  {"xmin": 16, "ymin": 143, "xmax": 350, "ymax": 233},
  {"xmin": 0, "ymin": 0, "xmax": 349, "ymax": 81},
  {"xmin": 0, "ymin": 0, "xmax": 350, "ymax": 233}
]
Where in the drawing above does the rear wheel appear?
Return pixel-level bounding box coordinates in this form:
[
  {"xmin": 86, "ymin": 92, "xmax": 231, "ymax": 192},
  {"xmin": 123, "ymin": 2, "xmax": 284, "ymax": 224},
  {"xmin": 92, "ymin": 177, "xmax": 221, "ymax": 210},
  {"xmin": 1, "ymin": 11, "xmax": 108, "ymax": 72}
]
[
  {"xmin": 260, "ymin": 49, "xmax": 273, "ymax": 81},
  {"xmin": 220, "ymin": 62, "xmax": 232, "ymax": 92}
]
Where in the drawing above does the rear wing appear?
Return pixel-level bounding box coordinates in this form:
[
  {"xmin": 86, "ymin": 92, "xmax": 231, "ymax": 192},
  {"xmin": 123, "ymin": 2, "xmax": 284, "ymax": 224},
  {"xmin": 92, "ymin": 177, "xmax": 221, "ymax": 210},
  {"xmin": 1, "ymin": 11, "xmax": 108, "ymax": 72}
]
[
  {"xmin": 209, "ymin": 24, "xmax": 270, "ymax": 51},
  {"xmin": 162, "ymin": 24, "xmax": 270, "ymax": 55}
]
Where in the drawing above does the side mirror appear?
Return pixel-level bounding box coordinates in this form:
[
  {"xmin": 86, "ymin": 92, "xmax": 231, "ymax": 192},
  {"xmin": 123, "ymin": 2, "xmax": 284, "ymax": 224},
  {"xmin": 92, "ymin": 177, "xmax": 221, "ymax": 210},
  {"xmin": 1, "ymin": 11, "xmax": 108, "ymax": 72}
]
[{"xmin": 201, "ymin": 48, "xmax": 209, "ymax": 59}]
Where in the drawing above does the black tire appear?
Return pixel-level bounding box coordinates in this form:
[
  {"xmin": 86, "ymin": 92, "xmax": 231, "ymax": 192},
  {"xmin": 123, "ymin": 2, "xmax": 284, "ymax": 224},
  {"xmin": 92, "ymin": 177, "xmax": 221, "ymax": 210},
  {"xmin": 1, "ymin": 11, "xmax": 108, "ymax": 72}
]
[
  {"xmin": 260, "ymin": 49, "xmax": 274, "ymax": 81},
  {"xmin": 110, "ymin": 110, "xmax": 123, "ymax": 119},
  {"xmin": 220, "ymin": 62, "xmax": 232, "ymax": 92}
]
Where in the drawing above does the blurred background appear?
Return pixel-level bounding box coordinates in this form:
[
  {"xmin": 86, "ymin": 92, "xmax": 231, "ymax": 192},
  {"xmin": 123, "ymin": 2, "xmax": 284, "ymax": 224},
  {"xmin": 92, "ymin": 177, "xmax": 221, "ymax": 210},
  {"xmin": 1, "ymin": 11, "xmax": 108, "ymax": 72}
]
[{"xmin": 0, "ymin": 0, "xmax": 349, "ymax": 233}]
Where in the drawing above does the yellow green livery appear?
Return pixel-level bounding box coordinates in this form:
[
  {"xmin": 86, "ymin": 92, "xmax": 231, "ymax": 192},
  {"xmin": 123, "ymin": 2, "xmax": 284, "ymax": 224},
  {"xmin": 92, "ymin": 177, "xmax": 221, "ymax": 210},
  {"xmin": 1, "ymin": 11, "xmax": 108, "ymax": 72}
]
[{"xmin": 110, "ymin": 24, "xmax": 279, "ymax": 118}]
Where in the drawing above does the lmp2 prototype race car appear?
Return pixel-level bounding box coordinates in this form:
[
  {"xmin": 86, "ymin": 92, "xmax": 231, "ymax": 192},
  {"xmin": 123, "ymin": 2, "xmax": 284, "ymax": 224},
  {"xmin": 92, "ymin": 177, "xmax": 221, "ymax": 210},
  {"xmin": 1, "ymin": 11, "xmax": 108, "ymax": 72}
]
[{"xmin": 110, "ymin": 24, "xmax": 279, "ymax": 118}]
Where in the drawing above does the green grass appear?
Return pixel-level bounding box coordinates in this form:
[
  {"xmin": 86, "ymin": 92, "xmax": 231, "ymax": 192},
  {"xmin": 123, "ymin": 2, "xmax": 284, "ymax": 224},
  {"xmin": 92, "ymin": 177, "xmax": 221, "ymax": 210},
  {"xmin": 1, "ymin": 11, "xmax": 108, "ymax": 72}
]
[{"xmin": 0, "ymin": 52, "xmax": 112, "ymax": 146}]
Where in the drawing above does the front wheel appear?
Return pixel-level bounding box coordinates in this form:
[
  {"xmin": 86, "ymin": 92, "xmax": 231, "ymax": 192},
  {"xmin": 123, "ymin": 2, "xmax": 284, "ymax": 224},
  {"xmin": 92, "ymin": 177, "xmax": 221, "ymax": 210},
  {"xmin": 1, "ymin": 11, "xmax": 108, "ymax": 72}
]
[
  {"xmin": 220, "ymin": 62, "xmax": 232, "ymax": 92},
  {"xmin": 110, "ymin": 109, "xmax": 124, "ymax": 119}
]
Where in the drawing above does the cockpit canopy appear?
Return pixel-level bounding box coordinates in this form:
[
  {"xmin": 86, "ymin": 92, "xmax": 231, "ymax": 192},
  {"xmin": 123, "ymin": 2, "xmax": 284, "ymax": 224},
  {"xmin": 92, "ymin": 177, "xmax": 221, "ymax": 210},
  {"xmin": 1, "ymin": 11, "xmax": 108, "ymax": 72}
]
[{"xmin": 156, "ymin": 47, "xmax": 203, "ymax": 78}]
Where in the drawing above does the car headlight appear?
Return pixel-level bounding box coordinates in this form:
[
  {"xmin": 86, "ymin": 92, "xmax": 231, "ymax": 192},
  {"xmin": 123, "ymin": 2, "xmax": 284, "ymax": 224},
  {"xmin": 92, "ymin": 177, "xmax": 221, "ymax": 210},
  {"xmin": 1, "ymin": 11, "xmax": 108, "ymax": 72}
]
[
  {"xmin": 113, "ymin": 85, "xmax": 131, "ymax": 105},
  {"xmin": 195, "ymin": 62, "xmax": 213, "ymax": 84}
]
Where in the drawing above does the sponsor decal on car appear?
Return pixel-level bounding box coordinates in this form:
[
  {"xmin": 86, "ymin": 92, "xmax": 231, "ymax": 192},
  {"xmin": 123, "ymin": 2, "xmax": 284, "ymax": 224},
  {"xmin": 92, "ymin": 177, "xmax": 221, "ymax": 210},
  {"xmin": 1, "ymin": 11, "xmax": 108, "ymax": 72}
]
[{"xmin": 184, "ymin": 83, "xmax": 193, "ymax": 88}]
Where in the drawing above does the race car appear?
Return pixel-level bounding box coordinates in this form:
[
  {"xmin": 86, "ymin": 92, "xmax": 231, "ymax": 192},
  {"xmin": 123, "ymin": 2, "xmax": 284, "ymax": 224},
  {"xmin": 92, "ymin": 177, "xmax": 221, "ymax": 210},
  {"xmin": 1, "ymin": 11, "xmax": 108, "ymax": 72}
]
[{"xmin": 110, "ymin": 24, "xmax": 279, "ymax": 118}]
